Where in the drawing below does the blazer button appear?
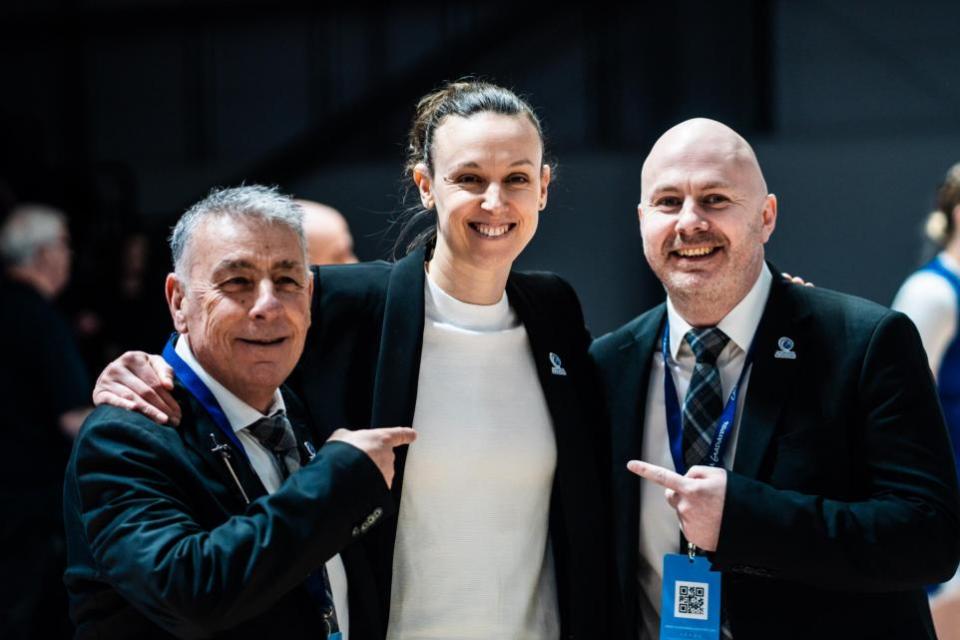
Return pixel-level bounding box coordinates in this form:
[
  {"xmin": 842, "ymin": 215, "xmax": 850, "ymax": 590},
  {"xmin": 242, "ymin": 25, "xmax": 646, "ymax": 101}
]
[{"xmin": 351, "ymin": 526, "xmax": 361, "ymax": 538}]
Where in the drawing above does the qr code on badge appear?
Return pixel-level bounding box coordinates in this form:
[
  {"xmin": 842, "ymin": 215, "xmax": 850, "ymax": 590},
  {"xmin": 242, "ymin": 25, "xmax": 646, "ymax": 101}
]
[{"xmin": 674, "ymin": 580, "xmax": 709, "ymax": 620}]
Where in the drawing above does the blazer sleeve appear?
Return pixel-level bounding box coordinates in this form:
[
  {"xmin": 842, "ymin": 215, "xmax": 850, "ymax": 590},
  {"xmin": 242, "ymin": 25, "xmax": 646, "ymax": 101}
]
[
  {"xmin": 68, "ymin": 414, "xmax": 392, "ymax": 638},
  {"xmin": 714, "ymin": 311, "xmax": 960, "ymax": 590}
]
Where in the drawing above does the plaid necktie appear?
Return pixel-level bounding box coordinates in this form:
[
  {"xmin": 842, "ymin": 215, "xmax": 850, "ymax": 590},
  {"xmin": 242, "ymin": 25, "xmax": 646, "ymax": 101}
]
[
  {"xmin": 246, "ymin": 412, "xmax": 301, "ymax": 479},
  {"xmin": 681, "ymin": 327, "xmax": 730, "ymax": 470},
  {"xmin": 682, "ymin": 328, "xmax": 734, "ymax": 637},
  {"xmin": 246, "ymin": 412, "xmax": 340, "ymax": 636}
]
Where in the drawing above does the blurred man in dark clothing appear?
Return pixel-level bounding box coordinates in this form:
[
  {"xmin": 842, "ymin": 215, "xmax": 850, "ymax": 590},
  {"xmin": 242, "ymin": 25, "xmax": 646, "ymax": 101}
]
[{"xmin": 0, "ymin": 203, "xmax": 91, "ymax": 639}]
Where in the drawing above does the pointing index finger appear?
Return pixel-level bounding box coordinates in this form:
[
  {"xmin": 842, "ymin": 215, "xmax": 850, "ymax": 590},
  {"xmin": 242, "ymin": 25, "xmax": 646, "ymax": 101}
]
[
  {"xmin": 382, "ymin": 426, "xmax": 417, "ymax": 447},
  {"xmin": 627, "ymin": 460, "xmax": 686, "ymax": 491}
]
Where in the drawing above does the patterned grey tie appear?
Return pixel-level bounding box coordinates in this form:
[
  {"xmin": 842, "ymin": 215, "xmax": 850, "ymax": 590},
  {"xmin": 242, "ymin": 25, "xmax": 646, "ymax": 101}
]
[
  {"xmin": 246, "ymin": 412, "xmax": 301, "ymax": 479},
  {"xmin": 682, "ymin": 327, "xmax": 731, "ymax": 470},
  {"xmin": 246, "ymin": 412, "xmax": 340, "ymax": 636}
]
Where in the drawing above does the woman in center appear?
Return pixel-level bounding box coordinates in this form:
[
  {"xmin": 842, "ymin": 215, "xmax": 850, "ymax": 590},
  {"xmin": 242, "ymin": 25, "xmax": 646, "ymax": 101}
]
[
  {"xmin": 293, "ymin": 81, "xmax": 609, "ymax": 638},
  {"xmin": 92, "ymin": 80, "xmax": 612, "ymax": 639}
]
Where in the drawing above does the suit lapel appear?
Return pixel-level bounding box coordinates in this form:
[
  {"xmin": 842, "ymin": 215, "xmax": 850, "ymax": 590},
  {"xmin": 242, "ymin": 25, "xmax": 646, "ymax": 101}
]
[
  {"xmin": 370, "ymin": 248, "xmax": 426, "ymax": 500},
  {"xmin": 506, "ymin": 275, "xmax": 568, "ymax": 443},
  {"xmin": 282, "ymin": 387, "xmax": 319, "ymax": 465},
  {"xmin": 612, "ymin": 305, "xmax": 665, "ymax": 610},
  {"xmin": 178, "ymin": 390, "xmax": 268, "ymax": 506},
  {"xmin": 732, "ymin": 272, "xmax": 810, "ymax": 479},
  {"xmin": 617, "ymin": 306, "xmax": 665, "ymax": 466}
]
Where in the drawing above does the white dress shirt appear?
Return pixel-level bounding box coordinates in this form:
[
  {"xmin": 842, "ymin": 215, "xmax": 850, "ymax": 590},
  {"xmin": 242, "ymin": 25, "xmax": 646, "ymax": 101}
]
[
  {"xmin": 175, "ymin": 336, "xmax": 350, "ymax": 639},
  {"xmin": 637, "ymin": 264, "xmax": 772, "ymax": 640}
]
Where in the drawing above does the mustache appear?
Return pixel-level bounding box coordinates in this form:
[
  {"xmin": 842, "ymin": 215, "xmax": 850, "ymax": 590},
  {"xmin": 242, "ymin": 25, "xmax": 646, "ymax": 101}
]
[{"xmin": 667, "ymin": 233, "xmax": 723, "ymax": 250}]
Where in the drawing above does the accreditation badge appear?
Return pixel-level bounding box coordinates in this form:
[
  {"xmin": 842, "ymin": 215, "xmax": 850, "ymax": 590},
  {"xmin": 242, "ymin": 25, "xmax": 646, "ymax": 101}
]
[{"xmin": 660, "ymin": 551, "xmax": 722, "ymax": 640}]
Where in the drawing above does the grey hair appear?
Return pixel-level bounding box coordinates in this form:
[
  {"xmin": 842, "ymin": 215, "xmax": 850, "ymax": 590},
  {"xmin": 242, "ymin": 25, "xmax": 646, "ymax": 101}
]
[
  {"xmin": 0, "ymin": 203, "xmax": 67, "ymax": 267},
  {"xmin": 170, "ymin": 185, "xmax": 306, "ymax": 282}
]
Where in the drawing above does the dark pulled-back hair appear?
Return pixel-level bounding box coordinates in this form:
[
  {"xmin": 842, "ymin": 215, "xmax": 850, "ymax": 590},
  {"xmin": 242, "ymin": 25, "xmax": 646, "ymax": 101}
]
[
  {"xmin": 927, "ymin": 162, "xmax": 960, "ymax": 247},
  {"xmin": 392, "ymin": 79, "xmax": 549, "ymax": 258}
]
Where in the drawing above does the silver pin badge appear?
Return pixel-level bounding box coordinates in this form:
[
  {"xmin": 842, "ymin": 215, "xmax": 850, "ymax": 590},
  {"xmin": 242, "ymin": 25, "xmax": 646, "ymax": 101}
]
[
  {"xmin": 774, "ymin": 336, "xmax": 797, "ymax": 360},
  {"xmin": 549, "ymin": 352, "xmax": 567, "ymax": 376}
]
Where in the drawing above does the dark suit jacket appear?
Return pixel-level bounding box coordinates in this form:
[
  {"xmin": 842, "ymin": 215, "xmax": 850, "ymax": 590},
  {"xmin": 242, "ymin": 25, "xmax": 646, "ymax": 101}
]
[
  {"xmin": 590, "ymin": 269, "xmax": 960, "ymax": 639},
  {"xmin": 63, "ymin": 384, "xmax": 392, "ymax": 639},
  {"xmin": 288, "ymin": 247, "xmax": 613, "ymax": 639}
]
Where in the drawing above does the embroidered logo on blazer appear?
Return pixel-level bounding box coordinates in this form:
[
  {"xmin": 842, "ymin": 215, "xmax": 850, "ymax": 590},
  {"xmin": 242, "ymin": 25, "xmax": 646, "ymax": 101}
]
[
  {"xmin": 774, "ymin": 336, "xmax": 797, "ymax": 360},
  {"xmin": 549, "ymin": 352, "xmax": 567, "ymax": 376}
]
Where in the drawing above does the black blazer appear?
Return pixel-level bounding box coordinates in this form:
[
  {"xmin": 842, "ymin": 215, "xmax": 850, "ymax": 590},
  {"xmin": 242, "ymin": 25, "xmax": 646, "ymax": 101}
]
[
  {"xmin": 63, "ymin": 384, "xmax": 392, "ymax": 639},
  {"xmin": 289, "ymin": 247, "xmax": 613, "ymax": 639},
  {"xmin": 590, "ymin": 269, "xmax": 960, "ymax": 639}
]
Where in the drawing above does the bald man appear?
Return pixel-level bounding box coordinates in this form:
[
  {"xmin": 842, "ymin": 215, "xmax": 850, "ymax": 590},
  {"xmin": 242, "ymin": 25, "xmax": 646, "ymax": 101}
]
[
  {"xmin": 296, "ymin": 200, "xmax": 358, "ymax": 265},
  {"xmin": 591, "ymin": 119, "xmax": 960, "ymax": 639}
]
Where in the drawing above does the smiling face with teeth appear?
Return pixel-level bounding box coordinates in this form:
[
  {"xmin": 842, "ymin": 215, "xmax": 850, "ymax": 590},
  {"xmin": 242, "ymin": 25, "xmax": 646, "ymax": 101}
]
[
  {"xmin": 639, "ymin": 118, "xmax": 777, "ymax": 325},
  {"xmin": 413, "ymin": 112, "xmax": 550, "ymax": 302},
  {"xmin": 166, "ymin": 215, "xmax": 313, "ymax": 413}
]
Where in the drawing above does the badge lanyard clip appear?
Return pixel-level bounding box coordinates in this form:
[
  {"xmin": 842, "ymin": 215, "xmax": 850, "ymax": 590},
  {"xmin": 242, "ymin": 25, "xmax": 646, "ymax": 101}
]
[
  {"xmin": 163, "ymin": 335, "xmax": 254, "ymax": 505},
  {"xmin": 209, "ymin": 433, "xmax": 251, "ymax": 505}
]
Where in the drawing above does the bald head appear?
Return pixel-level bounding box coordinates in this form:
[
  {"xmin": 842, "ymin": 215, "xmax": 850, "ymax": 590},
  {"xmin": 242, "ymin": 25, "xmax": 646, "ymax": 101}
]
[
  {"xmin": 641, "ymin": 118, "xmax": 767, "ymax": 204},
  {"xmin": 637, "ymin": 118, "xmax": 778, "ymax": 327},
  {"xmin": 296, "ymin": 199, "xmax": 357, "ymax": 265}
]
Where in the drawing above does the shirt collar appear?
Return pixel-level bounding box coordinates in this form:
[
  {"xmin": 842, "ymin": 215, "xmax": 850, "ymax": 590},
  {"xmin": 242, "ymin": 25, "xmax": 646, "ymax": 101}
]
[
  {"xmin": 175, "ymin": 335, "xmax": 285, "ymax": 433},
  {"xmin": 666, "ymin": 262, "xmax": 773, "ymax": 360}
]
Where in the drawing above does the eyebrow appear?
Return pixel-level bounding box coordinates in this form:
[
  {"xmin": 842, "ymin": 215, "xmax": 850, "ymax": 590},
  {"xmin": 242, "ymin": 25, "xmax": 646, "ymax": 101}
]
[
  {"xmin": 648, "ymin": 180, "xmax": 734, "ymax": 195},
  {"xmin": 214, "ymin": 258, "xmax": 303, "ymax": 272},
  {"xmin": 451, "ymin": 159, "xmax": 536, "ymax": 171},
  {"xmin": 698, "ymin": 181, "xmax": 734, "ymax": 191},
  {"xmin": 214, "ymin": 259, "xmax": 256, "ymax": 272}
]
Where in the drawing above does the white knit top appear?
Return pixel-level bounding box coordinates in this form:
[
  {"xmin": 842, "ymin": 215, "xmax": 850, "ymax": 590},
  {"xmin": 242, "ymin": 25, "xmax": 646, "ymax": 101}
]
[{"xmin": 386, "ymin": 271, "xmax": 560, "ymax": 639}]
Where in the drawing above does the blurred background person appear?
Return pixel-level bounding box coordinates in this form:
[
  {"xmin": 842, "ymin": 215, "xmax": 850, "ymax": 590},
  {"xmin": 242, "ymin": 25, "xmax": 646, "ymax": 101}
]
[
  {"xmin": 0, "ymin": 204, "xmax": 91, "ymax": 639},
  {"xmin": 892, "ymin": 162, "xmax": 960, "ymax": 640},
  {"xmin": 297, "ymin": 199, "xmax": 358, "ymax": 265}
]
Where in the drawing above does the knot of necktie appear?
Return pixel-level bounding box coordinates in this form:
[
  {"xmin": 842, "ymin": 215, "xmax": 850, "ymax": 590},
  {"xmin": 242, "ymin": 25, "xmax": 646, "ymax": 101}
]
[
  {"xmin": 684, "ymin": 327, "xmax": 730, "ymax": 365},
  {"xmin": 246, "ymin": 412, "xmax": 301, "ymax": 478}
]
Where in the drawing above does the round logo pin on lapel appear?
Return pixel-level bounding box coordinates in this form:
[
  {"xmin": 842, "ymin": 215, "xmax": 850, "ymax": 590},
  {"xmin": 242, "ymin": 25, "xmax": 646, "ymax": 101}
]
[{"xmin": 775, "ymin": 336, "xmax": 797, "ymax": 360}]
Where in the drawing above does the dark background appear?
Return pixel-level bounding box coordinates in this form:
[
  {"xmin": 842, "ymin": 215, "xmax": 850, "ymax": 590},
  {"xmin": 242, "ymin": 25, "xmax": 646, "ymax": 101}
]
[{"xmin": 3, "ymin": 0, "xmax": 959, "ymax": 338}]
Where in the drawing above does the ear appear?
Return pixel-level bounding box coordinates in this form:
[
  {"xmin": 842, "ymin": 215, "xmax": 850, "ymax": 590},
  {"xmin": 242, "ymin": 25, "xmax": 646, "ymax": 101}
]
[
  {"xmin": 760, "ymin": 193, "xmax": 778, "ymax": 242},
  {"xmin": 637, "ymin": 201, "xmax": 645, "ymax": 227},
  {"xmin": 952, "ymin": 203, "xmax": 960, "ymax": 227},
  {"xmin": 412, "ymin": 163, "xmax": 434, "ymax": 209},
  {"xmin": 165, "ymin": 273, "xmax": 188, "ymax": 334},
  {"xmin": 538, "ymin": 164, "xmax": 552, "ymax": 211},
  {"xmin": 305, "ymin": 270, "xmax": 314, "ymax": 329}
]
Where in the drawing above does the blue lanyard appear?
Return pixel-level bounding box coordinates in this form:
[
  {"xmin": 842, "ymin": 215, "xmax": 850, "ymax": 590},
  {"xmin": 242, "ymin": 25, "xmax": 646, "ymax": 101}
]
[
  {"xmin": 661, "ymin": 322, "xmax": 753, "ymax": 475},
  {"xmin": 162, "ymin": 335, "xmax": 249, "ymax": 463},
  {"xmin": 164, "ymin": 335, "xmax": 335, "ymax": 627}
]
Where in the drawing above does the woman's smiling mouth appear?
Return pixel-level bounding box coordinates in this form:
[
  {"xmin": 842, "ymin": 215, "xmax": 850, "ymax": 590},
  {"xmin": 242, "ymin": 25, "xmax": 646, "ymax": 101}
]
[{"xmin": 469, "ymin": 222, "xmax": 516, "ymax": 238}]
